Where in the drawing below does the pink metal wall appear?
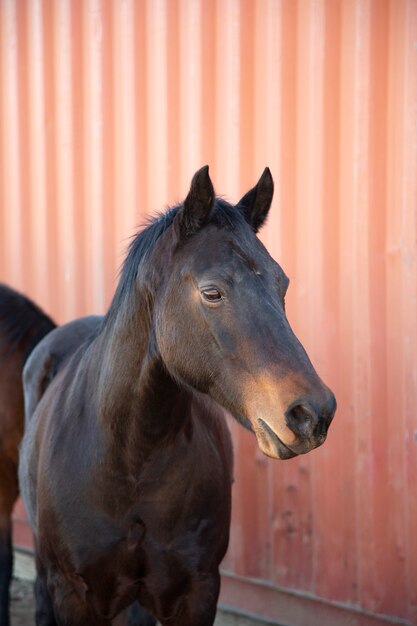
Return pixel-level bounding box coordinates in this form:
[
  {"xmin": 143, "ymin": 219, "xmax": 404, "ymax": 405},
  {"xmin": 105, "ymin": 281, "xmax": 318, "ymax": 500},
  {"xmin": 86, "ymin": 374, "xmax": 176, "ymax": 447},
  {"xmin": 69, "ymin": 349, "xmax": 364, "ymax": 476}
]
[{"xmin": 1, "ymin": 1, "xmax": 417, "ymax": 624}]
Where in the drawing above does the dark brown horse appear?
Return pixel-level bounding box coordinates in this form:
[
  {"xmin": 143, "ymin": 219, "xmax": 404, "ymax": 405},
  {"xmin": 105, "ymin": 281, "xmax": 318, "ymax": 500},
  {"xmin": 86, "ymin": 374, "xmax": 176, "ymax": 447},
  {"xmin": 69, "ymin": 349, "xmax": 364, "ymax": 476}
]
[
  {"xmin": 19, "ymin": 167, "xmax": 336, "ymax": 626},
  {"xmin": 0, "ymin": 284, "xmax": 55, "ymax": 625}
]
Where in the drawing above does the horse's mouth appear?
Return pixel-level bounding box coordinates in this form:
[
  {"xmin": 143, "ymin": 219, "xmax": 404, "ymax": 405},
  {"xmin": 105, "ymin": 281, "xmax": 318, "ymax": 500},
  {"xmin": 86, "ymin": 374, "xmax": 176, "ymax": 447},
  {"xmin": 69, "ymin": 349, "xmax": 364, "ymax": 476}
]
[{"xmin": 255, "ymin": 419, "xmax": 298, "ymax": 460}]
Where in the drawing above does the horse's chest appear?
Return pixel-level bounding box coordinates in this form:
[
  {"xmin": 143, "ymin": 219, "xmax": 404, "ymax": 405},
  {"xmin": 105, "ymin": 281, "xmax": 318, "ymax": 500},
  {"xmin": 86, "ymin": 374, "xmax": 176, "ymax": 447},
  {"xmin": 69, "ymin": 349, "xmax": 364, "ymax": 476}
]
[{"xmin": 63, "ymin": 420, "xmax": 232, "ymax": 619}]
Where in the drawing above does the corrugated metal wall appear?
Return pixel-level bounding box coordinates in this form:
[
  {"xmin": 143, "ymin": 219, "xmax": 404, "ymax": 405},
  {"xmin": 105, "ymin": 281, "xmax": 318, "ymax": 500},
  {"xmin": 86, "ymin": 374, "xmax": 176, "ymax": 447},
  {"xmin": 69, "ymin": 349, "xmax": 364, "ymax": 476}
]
[{"xmin": 1, "ymin": 1, "xmax": 417, "ymax": 625}]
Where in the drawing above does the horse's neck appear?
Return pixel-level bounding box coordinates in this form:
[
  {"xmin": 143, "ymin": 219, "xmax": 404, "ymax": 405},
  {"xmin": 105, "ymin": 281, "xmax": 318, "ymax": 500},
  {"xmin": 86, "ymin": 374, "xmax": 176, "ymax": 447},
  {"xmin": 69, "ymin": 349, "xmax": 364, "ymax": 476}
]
[{"xmin": 92, "ymin": 297, "xmax": 185, "ymax": 461}]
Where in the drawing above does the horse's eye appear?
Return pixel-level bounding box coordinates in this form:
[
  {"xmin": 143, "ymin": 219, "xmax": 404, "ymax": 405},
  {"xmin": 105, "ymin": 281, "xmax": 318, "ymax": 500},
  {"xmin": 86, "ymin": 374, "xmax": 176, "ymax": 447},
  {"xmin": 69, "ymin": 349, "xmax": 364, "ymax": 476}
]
[{"xmin": 201, "ymin": 288, "xmax": 222, "ymax": 302}]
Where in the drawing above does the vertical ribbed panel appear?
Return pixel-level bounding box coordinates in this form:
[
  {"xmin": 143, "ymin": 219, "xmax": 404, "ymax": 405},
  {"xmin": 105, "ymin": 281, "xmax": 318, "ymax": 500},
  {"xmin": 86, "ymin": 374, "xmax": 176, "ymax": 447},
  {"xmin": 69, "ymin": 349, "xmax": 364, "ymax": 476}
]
[{"xmin": 1, "ymin": 1, "xmax": 417, "ymax": 624}]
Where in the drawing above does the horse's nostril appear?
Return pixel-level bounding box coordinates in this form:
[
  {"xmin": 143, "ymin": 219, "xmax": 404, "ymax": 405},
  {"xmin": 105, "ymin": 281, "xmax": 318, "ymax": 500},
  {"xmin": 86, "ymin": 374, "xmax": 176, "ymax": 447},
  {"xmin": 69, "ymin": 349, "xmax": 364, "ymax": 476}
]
[
  {"xmin": 290, "ymin": 404, "xmax": 313, "ymax": 422},
  {"xmin": 286, "ymin": 393, "xmax": 336, "ymax": 441},
  {"xmin": 285, "ymin": 402, "xmax": 317, "ymax": 438}
]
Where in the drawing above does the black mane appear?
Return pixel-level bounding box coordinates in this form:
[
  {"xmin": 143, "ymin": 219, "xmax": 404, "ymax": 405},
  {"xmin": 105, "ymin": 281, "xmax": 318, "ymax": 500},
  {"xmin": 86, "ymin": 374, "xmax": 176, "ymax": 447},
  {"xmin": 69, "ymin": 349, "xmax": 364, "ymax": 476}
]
[
  {"xmin": 106, "ymin": 198, "xmax": 246, "ymax": 322},
  {"xmin": 0, "ymin": 285, "xmax": 56, "ymax": 360}
]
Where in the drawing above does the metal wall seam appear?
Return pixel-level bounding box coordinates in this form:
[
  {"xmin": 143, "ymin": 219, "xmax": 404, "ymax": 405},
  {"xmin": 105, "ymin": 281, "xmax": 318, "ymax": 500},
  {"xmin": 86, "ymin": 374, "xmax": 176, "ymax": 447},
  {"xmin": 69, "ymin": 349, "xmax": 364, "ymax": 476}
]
[
  {"xmin": 83, "ymin": 0, "xmax": 105, "ymax": 313},
  {"xmin": 397, "ymin": 2, "xmax": 417, "ymax": 621},
  {"xmin": 54, "ymin": 0, "xmax": 76, "ymax": 318},
  {"xmin": 1, "ymin": 0, "xmax": 22, "ymax": 287},
  {"xmin": 146, "ymin": 0, "xmax": 168, "ymax": 212}
]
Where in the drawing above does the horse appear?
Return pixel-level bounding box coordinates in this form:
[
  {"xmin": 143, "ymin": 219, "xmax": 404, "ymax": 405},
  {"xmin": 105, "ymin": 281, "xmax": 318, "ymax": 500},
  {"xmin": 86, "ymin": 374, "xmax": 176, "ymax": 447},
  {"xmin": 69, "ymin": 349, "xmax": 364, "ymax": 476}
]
[
  {"xmin": 19, "ymin": 167, "xmax": 336, "ymax": 626},
  {"xmin": 0, "ymin": 284, "xmax": 55, "ymax": 626}
]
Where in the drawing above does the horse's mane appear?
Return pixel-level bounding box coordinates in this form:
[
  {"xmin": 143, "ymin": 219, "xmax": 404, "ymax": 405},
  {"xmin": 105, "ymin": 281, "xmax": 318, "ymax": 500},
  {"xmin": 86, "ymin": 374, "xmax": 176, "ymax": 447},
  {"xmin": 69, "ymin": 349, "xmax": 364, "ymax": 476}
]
[
  {"xmin": 106, "ymin": 198, "xmax": 245, "ymax": 323},
  {"xmin": 0, "ymin": 284, "xmax": 56, "ymax": 359}
]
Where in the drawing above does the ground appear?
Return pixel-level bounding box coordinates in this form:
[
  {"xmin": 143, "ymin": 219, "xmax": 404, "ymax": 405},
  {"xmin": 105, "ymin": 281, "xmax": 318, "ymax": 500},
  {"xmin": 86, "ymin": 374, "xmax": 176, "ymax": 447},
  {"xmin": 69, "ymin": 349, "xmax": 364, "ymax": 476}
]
[{"xmin": 10, "ymin": 579, "xmax": 34, "ymax": 626}]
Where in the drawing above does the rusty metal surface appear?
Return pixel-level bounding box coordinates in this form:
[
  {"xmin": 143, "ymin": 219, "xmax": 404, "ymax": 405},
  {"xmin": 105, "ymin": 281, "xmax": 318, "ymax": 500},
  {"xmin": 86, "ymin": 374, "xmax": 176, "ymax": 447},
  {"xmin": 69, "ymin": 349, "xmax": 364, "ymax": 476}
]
[{"xmin": 1, "ymin": 1, "xmax": 417, "ymax": 624}]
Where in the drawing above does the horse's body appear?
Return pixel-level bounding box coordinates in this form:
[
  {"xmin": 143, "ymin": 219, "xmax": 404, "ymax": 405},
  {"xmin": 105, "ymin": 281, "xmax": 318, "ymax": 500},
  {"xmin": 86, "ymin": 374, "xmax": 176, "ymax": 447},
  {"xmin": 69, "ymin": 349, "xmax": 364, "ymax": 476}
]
[
  {"xmin": 22, "ymin": 316, "xmax": 231, "ymax": 626},
  {"xmin": 19, "ymin": 168, "xmax": 336, "ymax": 626},
  {"xmin": 0, "ymin": 284, "xmax": 55, "ymax": 625}
]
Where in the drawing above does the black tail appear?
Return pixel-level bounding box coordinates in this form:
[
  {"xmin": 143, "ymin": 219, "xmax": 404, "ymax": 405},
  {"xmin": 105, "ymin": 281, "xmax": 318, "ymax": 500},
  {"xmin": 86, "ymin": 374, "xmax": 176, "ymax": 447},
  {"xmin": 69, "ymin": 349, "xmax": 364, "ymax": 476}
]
[{"xmin": 0, "ymin": 284, "xmax": 56, "ymax": 360}]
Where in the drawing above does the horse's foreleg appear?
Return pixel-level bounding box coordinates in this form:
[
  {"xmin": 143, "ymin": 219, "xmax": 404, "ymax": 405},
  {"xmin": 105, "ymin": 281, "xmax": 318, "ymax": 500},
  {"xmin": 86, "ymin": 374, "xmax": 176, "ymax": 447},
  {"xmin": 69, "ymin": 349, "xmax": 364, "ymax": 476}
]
[
  {"xmin": 35, "ymin": 574, "xmax": 57, "ymax": 626},
  {"xmin": 34, "ymin": 557, "xmax": 57, "ymax": 626},
  {"xmin": 40, "ymin": 571, "xmax": 110, "ymax": 626},
  {"xmin": 0, "ymin": 461, "xmax": 18, "ymax": 626},
  {"xmin": 159, "ymin": 573, "xmax": 220, "ymax": 626},
  {"xmin": 0, "ymin": 517, "xmax": 13, "ymax": 626}
]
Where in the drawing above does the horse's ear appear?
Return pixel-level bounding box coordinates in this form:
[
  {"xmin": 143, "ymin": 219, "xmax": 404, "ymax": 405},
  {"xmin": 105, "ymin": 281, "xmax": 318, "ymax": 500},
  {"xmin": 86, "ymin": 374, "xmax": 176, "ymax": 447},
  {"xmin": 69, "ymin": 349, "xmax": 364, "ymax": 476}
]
[
  {"xmin": 174, "ymin": 166, "xmax": 215, "ymax": 241},
  {"xmin": 237, "ymin": 168, "xmax": 274, "ymax": 232}
]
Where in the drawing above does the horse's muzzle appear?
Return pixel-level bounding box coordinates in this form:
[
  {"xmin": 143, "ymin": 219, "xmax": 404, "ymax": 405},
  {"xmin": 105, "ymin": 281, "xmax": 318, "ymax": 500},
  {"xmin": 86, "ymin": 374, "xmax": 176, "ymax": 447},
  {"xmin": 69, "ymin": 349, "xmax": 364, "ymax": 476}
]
[{"xmin": 284, "ymin": 391, "xmax": 337, "ymax": 454}]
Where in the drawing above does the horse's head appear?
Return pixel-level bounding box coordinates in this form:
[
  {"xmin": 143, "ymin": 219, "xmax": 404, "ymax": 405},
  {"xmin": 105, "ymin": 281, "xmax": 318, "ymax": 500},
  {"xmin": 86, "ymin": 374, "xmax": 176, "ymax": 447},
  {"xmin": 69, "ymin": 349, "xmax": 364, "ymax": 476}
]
[{"xmin": 153, "ymin": 167, "xmax": 336, "ymax": 459}]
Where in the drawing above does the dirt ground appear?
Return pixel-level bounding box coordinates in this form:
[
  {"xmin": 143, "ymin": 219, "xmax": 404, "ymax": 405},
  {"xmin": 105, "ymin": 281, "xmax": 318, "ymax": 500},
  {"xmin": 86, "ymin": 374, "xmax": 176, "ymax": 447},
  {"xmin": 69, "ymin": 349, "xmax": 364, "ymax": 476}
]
[{"xmin": 10, "ymin": 579, "xmax": 34, "ymax": 626}]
